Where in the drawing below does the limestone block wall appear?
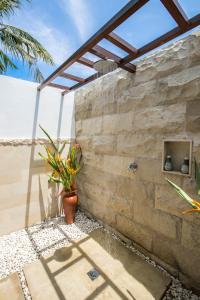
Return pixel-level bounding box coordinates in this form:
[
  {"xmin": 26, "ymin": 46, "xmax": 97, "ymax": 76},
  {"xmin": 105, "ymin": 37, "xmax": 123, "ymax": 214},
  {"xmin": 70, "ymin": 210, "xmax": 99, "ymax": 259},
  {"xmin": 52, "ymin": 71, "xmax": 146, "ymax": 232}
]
[{"xmin": 75, "ymin": 32, "xmax": 200, "ymax": 290}]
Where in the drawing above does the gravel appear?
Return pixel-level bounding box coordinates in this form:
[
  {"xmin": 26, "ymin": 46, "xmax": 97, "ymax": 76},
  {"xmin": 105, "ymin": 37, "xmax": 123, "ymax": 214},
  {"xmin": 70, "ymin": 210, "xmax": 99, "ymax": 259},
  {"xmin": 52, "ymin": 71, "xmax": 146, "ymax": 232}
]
[{"xmin": 0, "ymin": 210, "xmax": 199, "ymax": 300}]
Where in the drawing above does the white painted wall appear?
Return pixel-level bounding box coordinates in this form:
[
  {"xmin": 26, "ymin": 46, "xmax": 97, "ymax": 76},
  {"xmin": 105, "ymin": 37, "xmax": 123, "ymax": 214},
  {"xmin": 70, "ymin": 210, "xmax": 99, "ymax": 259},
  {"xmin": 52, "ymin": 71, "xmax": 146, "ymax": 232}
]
[{"xmin": 0, "ymin": 75, "xmax": 75, "ymax": 139}]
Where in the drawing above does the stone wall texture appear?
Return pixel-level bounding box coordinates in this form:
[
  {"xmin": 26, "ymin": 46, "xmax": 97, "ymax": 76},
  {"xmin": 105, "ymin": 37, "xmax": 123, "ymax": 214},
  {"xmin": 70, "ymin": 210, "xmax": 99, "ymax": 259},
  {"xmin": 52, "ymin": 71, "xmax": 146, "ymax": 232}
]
[
  {"xmin": 0, "ymin": 141, "xmax": 70, "ymax": 235},
  {"xmin": 75, "ymin": 32, "xmax": 200, "ymax": 291}
]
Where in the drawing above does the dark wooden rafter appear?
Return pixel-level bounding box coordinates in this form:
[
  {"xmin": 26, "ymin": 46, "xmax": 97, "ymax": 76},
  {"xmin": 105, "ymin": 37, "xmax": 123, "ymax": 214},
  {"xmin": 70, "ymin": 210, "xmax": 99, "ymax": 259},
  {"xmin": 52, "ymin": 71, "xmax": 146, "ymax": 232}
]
[
  {"xmin": 105, "ymin": 32, "xmax": 138, "ymax": 55},
  {"xmin": 38, "ymin": 0, "xmax": 148, "ymax": 91},
  {"xmin": 62, "ymin": 73, "xmax": 100, "ymax": 95},
  {"xmin": 120, "ymin": 13, "xmax": 200, "ymax": 66},
  {"xmin": 90, "ymin": 45, "xmax": 136, "ymax": 72},
  {"xmin": 38, "ymin": 0, "xmax": 200, "ymax": 94},
  {"xmin": 48, "ymin": 83, "xmax": 70, "ymax": 90},
  {"xmin": 161, "ymin": 0, "xmax": 188, "ymax": 29},
  {"xmin": 77, "ymin": 57, "xmax": 94, "ymax": 68},
  {"xmin": 60, "ymin": 73, "xmax": 85, "ymax": 83}
]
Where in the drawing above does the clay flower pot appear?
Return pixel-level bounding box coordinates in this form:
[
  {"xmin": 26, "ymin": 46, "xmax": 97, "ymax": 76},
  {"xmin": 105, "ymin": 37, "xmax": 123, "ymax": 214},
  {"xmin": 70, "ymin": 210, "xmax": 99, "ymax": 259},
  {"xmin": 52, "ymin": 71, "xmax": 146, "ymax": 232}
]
[{"xmin": 61, "ymin": 190, "xmax": 78, "ymax": 224}]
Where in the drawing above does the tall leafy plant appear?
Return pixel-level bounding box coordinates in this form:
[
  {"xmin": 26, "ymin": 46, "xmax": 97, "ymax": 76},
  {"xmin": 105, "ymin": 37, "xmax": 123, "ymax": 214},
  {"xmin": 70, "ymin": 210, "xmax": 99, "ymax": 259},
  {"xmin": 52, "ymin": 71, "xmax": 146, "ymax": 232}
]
[{"xmin": 39, "ymin": 125, "xmax": 82, "ymax": 193}]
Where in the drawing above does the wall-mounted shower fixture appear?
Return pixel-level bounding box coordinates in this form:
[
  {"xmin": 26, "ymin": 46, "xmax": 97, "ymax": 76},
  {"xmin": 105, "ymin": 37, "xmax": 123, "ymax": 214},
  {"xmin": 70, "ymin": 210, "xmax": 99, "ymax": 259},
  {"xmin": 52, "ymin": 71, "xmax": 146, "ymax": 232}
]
[
  {"xmin": 93, "ymin": 59, "xmax": 118, "ymax": 75},
  {"xmin": 128, "ymin": 162, "xmax": 138, "ymax": 173}
]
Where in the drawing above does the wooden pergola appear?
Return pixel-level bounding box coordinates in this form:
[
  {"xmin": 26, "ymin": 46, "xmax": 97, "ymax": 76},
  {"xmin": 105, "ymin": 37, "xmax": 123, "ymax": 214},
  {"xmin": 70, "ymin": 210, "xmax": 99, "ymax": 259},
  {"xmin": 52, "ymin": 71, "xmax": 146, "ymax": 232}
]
[{"xmin": 38, "ymin": 0, "xmax": 200, "ymax": 95}]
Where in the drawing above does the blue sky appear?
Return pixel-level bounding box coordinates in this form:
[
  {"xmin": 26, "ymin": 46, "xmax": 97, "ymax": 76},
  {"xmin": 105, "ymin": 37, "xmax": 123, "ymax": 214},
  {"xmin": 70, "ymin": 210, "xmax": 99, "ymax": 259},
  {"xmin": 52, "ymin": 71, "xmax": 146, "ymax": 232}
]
[{"xmin": 4, "ymin": 0, "xmax": 200, "ymax": 84}]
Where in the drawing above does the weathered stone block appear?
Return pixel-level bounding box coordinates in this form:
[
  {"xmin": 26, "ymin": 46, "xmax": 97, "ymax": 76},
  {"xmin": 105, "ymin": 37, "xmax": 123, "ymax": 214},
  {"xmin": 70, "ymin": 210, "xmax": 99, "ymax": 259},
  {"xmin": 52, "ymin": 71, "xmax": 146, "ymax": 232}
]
[
  {"xmin": 134, "ymin": 203, "xmax": 180, "ymax": 240},
  {"xmin": 116, "ymin": 215, "xmax": 153, "ymax": 251},
  {"xmin": 76, "ymin": 136, "xmax": 92, "ymax": 152},
  {"xmin": 90, "ymin": 203, "xmax": 116, "ymax": 227},
  {"xmin": 81, "ymin": 152, "xmax": 104, "ymax": 170},
  {"xmin": 103, "ymin": 112, "xmax": 133, "ymax": 134},
  {"xmin": 75, "ymin": 101, "xmax": 92, "ymax": 121},
  {"xmin": 102, "ymin": 154, "xmax": 135, "ymax": 178},
  {"xmin": 81, "ymin": 117, "xmax": 102, "ymax": 136},
  {"xmin": 155, "ymin": 184, "xmax": 188, "ymax": 218},
  {"xmin": 114, "ymin": 177, "xmax": 155, "ymax": 208},
  {"xmin": 165, "ymin": 65, "xmax": 200, "ymax": 88},
  {"xmin": 152, "ymin": 235, "xmax": 180, "ymax": 267},
  {"xmin": 78, "ymin": 165, "xmax": 155, "ymax": 209},
  {"xmin": 117, "ymin": 133, "xmax": 162, "ymax": 158},
  {"xmin": 136, "ymin": 158, "xmax": 161, "ymax": 183},
  {"xmin": 75, "ymin": 120, "xmax": 82, "ymax": 135},
  {"xmin": 186, "ymin": 99, "xmax": 200, "ymax": 132},
  {"xmin": 133, "ymin": 103, "xmax": 185, "ymax": 134},
  {"xmin": 153, "ymin": 234, "xmax": 200, "ymax": 286},
  {"xmin": 92, "ymin": 135, "xmax": 116, "ymax": 154},
  {"xmin": 181, "ymin": 221, "xmax": 200, "ymax": 250}
]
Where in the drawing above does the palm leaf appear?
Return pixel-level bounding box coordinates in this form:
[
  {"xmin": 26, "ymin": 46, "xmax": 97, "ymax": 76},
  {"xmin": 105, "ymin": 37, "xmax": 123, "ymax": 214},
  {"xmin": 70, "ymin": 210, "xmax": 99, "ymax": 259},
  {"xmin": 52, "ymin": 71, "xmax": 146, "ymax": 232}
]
[
  {"xmin": 0, "ymin": 22, "xmax": 54, "ymax": 82},
  {"xmin": 195, "ymin": 159, "xmax": 200, "ymax": 196},
  {"xmin": 0, "ymin": 0, "xmax": 30, "ymax": 17},
  {"xmin": 166, "ymin": 178, "xmax": 197, "ymax": 208},
  {"xmin": 0, "ymin": 49, "xmax": 16, "ymax": 72}
]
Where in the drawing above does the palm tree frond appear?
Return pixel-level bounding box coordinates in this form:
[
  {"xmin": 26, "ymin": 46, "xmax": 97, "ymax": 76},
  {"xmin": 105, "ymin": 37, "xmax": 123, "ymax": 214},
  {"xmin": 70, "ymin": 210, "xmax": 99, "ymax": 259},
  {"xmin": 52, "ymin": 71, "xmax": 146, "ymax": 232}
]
[
  {"xmin": 0, "ymin": 24, "xmax": 54, "ymax": 64},
  {"xmin": 0, "ymin": 49, "xmax": 16, "ymax": 72},
  {"xmin": 0, "ymin": 23, "xmax": 54, "ymax": 82},
  {"xmin": 0, "ymin": 0, "xmax": 30, "ymax": 18}
]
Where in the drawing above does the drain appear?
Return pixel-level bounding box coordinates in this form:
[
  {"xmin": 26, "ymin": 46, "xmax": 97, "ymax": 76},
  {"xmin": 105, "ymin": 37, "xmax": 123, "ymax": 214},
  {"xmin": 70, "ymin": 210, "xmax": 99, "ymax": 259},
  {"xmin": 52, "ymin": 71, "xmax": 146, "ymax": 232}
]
[{"xmin": 87, "ymin": 268, "xmax": 100, "ymax": 281}]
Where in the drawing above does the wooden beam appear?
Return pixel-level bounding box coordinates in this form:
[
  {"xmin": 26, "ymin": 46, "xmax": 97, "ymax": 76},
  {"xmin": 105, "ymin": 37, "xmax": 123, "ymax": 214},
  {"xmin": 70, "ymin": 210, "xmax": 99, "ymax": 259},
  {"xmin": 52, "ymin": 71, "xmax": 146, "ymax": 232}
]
[
  {"xmin": 48, "ymin": 83, "xmax": 70, "ymax": 90},
  {"xmin": 60, "ymin": 73, "xmax": 85, "ymax": 83},
  {"xmin": 38, "ymin": 0, "xmax": 149, "ymax": 90},
  {"xmin": 62, "ymin": 73, "xmax": 100, "ymax": 95},
  {"xmin": 161, "ymin": 0, "xmax": 188, "ymax": 29},
  {"xmin": 90, "ymin": 45, "xmax": 136, "ymax": 73},
  {"xmin": 120, "ymin": 13, "xmax": 200, "ymax": 66},
  {"xmin": 106, "ymin": 32, "xmax": 138, "ymax": 55},
  {"xmin": 77, "ymin": 57, "xmax": 94, "ymax": 68}
]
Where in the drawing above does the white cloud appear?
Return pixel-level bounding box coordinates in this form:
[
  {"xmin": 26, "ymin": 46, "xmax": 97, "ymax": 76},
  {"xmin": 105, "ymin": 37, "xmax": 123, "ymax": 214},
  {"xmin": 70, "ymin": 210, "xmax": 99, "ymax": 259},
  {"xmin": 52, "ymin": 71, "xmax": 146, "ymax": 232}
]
[
  {"xmin": 7, "ymin": 3, "xmax": 96, "ymax": 79},
  {"xmin": 9, "ymin": 10, "xmax": 74, "ymax": 65},
  {"xmin": 61, "ymin": 0, "xmax": 94, "ymax": 41}
]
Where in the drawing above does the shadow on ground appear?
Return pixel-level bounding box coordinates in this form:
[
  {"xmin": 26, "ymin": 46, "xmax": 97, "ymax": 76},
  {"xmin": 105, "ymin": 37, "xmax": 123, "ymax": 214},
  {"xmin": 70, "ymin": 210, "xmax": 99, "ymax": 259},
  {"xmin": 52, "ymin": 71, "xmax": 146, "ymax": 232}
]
[{"xmin": 24, "ymin": 226, "xmax": 170, "ymax": 300}]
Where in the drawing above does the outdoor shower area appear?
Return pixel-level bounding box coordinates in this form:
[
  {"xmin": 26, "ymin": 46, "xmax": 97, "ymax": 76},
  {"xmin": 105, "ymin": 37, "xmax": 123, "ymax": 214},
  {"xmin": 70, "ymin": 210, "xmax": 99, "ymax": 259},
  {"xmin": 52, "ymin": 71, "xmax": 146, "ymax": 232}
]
[
  {"xmin": 0, "ymin": 0, "xmax": 200, "ymax": 299},
  {"xmin": 75, "ymin": 31, "xmax": 200, "ymax": 292}
]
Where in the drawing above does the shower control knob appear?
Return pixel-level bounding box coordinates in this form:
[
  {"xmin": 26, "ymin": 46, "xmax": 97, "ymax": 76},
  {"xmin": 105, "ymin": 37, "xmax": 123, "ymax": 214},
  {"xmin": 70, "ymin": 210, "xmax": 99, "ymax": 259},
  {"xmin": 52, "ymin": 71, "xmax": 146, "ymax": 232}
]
[{"xmin": 128, "ymin": 162, "xmax": 138, "ymax": 172}]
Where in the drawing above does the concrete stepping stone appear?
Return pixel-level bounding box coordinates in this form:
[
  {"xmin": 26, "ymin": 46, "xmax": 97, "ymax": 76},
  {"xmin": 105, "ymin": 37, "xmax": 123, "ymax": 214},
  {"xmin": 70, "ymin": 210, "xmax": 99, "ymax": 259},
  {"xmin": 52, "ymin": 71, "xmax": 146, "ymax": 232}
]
[
  {"xmin": 0, "ymin": 273, "xmax": 24, "ymax": 300},
  {"xmin": 24, "ymin": 228, "xmax": 171, "ymax": 300}
]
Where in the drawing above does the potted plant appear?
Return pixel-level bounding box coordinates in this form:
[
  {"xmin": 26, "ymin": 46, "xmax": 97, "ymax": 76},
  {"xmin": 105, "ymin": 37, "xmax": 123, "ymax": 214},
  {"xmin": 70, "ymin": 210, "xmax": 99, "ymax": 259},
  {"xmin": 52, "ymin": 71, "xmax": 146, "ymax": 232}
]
[{"xmin": 38, "ymin": 125, "xmax": 82, "ymax": 224}]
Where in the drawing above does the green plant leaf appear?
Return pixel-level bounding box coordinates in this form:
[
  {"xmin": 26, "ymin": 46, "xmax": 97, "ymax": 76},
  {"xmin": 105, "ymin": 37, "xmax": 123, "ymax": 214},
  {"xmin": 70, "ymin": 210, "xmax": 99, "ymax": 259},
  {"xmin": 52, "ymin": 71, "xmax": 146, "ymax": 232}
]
[
  {"xmin": 166, "ymin": 178, "xmax": 197, "ymax": 208},
  {"xmin": 195, "ymin": 159, "xmax": 200, "ymax": 196},
  {"xmin": 39, "ymin": 125, "xmax": 58, "ymax": 152}
]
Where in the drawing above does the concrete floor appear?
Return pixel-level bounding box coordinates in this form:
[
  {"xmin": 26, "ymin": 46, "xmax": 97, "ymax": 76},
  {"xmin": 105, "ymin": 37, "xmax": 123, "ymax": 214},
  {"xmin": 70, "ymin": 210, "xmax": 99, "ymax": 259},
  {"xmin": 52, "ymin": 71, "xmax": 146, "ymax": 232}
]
[
  {"xmin": 23, "ymin": 228, "xmax": 170, "ymax": 300},
  {"xmin": 0, "ymin": 273, "xmax": 24, "ymax": 300}
]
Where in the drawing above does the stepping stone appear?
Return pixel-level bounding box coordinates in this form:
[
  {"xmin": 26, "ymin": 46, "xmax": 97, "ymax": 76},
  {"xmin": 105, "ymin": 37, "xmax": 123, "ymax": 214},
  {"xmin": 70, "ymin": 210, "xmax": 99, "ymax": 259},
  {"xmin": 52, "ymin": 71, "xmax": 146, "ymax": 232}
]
[
  {"xmin": 24, "ymin": 228, "xmax": 171, "ymax": 300},
  {"xmin": 0, "ymin": 273, "xmax": 24, "ymax": 300}
]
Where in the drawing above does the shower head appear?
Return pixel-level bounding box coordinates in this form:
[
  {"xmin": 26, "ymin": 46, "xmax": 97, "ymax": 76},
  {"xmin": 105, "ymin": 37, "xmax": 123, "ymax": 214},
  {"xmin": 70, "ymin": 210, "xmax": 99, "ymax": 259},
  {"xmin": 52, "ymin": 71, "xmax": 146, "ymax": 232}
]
[{"xmin": 93, "ymin": 59, "xmax": 118, "ymax": 75}]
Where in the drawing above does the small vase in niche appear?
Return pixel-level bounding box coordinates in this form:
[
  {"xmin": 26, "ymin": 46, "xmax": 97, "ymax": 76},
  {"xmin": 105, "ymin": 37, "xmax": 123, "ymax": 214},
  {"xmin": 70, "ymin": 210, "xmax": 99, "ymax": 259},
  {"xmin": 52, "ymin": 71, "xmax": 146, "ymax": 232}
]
[
  {"xmin": 164, "ymin": 155, "xmax": 173, "ymax": 171},
  {"xmin": 181, "ymin": 157, "xmax": 189, "ymax": 174}
]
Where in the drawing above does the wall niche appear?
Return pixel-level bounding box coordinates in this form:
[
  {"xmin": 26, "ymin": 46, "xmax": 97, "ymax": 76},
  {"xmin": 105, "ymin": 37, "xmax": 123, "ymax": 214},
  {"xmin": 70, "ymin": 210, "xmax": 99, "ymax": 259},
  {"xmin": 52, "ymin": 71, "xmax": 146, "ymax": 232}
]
[{"xmin": 162, "ymin": 140, "xmax": 192, "ymax": 177}]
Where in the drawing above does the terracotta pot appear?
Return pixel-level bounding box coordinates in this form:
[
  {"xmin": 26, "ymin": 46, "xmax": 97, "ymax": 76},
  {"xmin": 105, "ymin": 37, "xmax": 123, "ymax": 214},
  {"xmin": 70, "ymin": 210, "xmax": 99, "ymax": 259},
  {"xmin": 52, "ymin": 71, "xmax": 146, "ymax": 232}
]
[{"xmin": 62, "ymin": 191, "xmax": 78, "ymax": 224}]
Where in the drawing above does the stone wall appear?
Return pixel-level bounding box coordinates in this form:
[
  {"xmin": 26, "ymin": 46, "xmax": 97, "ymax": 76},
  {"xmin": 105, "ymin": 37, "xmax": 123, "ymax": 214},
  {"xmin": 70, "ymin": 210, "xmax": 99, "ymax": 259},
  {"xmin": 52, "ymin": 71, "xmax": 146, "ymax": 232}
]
[
  {"xmin": 0, "ymin": 140, "xmax": 70, "ymax": 235},
  {"xmin": 75, "ymin": 32, "xmax": 200, "ymax": 291}
]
